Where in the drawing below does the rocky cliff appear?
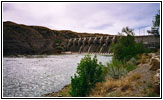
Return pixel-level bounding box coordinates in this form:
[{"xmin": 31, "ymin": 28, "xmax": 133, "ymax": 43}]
[{"xmin": 3, "ymin": 21, "xmax": 109, "ymax": 56}]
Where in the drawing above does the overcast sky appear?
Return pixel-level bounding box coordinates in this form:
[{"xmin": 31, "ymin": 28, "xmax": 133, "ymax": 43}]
[{"xmin": 3, "ymin": 2, "xmax": 160, "ymax": 35}]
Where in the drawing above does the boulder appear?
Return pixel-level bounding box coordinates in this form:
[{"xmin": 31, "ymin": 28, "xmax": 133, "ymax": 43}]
[
  {"xmin": 148, "ymin": 53, "xmax": 155, "ymax": 58},
  {"xmin": 153, "ymin": 69, "xmax": 160, "ymax": 94},
  {"xmin": 149, "ymin": 57, "xmax": 160, "ymax": 71}
]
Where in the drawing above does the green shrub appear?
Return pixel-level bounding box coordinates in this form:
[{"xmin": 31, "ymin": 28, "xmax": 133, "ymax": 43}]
[
  {"xmin": 105, "ymin": 58, "xmax": 137, "ymax": 79},
  {"xmin": 110, "ymin": 27, "xmax": 150, "ymax": 62},
  {"xmin": 69, "ymin": 55, "xmax": 104, "ymax": 97},
  {"xmin": 105, "ymin": 59, "xmax": 127, "ymax": 79}
]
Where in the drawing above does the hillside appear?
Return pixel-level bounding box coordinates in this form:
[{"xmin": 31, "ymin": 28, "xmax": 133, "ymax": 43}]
[{"xmin": 3, "ymin": 21, "xmax": 109, "ymax": 56}]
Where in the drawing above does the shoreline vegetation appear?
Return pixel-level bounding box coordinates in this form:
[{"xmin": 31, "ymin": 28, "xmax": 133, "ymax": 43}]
[{"xmin": 44, "ymin": 50, "xmax": 160, "ymax": 97}]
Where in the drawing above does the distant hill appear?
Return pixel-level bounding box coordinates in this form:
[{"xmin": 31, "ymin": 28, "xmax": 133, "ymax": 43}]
[{"xmin": 3, "ymin": 21, "xmax": 109, "ymax": 56}]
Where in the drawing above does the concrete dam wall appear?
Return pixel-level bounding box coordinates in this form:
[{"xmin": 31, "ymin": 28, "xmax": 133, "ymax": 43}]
[
  {"xmin": 67, "ymin": 35, "xmax": 160, "ymax": 53},
  {"xmin": 135, "ymin": 35, "xmax": 160, "ymax": 49},
  {"xmin": 67, "ymin": 36, "xmax": 117, "ymax": 53}
]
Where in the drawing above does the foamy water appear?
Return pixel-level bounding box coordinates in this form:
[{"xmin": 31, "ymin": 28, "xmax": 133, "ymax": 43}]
[{"xmin": 3, "ymin": 54, "xmax": 112, "ymax": 97}]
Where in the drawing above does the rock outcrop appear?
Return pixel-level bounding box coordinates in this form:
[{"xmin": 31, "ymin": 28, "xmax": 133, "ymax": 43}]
[
  {"xmin": 149, "ymin": 54, "xmax": 160, "ymax": 71},
  {"xmin": 3, "ymin": 21, "xmax": 51, "ymax": 55},
  {"xmin": 153, "ymin": 69, "xmax": 160, "ymax": 94},
  {"xmin": 148, "ymin": 52, "xmax": 160, "ymax": 95}
]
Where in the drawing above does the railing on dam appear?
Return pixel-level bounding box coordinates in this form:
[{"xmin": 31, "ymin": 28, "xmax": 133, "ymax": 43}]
[{"xmin": 66, "ymin": 35, "xmax": 160, "ymax": 53}]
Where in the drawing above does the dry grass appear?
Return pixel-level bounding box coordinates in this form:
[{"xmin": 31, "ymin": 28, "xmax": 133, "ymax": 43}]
[
  {"xmin": 89, "ymin": 77, "xmax": 132, "ymax": 97},
  {"xmin": 89, "ymin": 70, "xmax": 159, "ymax": 97},
  {"xmin": 89, "ymin": 78, "xmax": 120, "ymax": 97},
  {"xmin": 128, "ymin": 73, "xmax": 141, "ymax": 81}
]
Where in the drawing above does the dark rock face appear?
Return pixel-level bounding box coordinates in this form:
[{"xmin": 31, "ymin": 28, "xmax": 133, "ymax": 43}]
[
  {"xmin": 4, "ymin": 22, "xmax": 45, "ymax": 55},
  {"xmin": 3, "ymin": 21, "xmax": 78, "ymax": 56}
]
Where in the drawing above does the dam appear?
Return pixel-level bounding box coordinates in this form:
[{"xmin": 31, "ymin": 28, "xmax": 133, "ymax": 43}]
[
  {"xmin": 66, "ymin": 35, "xmax": 160, "ymax": 53},
  {"xmin": 67, "ymin": 36, "xmax": 117, "ymax": 53}
]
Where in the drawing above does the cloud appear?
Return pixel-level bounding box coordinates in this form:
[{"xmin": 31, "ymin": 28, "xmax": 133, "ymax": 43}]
[{"xmin": 3, "ymin": 2, "xmax": 160, "ymax": 35}]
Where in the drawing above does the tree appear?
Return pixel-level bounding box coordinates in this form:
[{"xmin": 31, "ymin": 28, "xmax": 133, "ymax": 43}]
[
  {"xmin": 110, "ymin": 27, "xmax": 148, "ymax": 61},
  {"xmin": 148, "ymin": 10, "xmax": 160, "ymax": 36},
  {"xmin": 69, "ymin": 55, "xmax": 103, "ymax": 97},
  {"xmin": 153, "ymin": 10, "xmax": 160, "ymax": 27},
  {"xmin": 122, "ymin": 26, "xmax": 134, "ymax": 36}
]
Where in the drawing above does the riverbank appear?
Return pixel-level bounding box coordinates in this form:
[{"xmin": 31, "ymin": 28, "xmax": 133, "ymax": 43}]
[
  {"xmin": 44, "ymin": 50, "xmax": 160, "ymax": 97},
  {"xmin": 89, "ymin": 52, "xmax": 160, "ymax": 97}
]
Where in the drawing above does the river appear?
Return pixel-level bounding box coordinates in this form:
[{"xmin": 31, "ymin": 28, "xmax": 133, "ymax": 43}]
[{"xmin": 3, "ymin": 54, "xmax": 112, "ymax": 97}]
